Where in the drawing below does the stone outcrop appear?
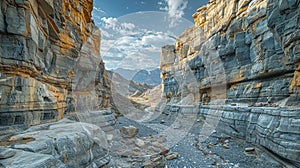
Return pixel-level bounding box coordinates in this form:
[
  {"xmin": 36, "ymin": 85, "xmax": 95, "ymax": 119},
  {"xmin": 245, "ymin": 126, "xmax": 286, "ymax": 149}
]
[
  {"xmin": 160, "ymin": 0, "xmax": 300, "ymax": 163},
  {"xmin": 0, "ymin": 119, "xmax": 110, "ymax": 167},
  {"xmin": 0, "ymin": 0, "xmax": 113, "ymax": 127},
  {"xmin": 0, "ymin": 0, "xmax": 115, "ymax": 167}
]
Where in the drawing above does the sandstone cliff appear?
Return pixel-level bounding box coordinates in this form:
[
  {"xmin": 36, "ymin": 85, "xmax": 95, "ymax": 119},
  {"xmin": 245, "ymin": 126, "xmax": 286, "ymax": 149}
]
[
  {"xmin": 0, "ymin": 0, "xmax": 114, "ymax": 167},
  {"xmin": 160, "ymin": 0, "xmax": 300, "ymax": 163},
  {"xmin": 0, "ymin": 0, "xmax": 112, "ymax": 127}
]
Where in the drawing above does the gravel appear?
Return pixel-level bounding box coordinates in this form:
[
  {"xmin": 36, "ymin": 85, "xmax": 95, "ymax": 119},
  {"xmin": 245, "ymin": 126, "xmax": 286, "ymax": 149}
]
[{"xmin": 110, "ymin": 113, "xmax": 283, "ymax": 168}]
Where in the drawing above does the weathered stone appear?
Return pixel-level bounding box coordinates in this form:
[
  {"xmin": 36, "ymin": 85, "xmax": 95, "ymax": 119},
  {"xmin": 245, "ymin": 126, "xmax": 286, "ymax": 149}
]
[
  {"xmin": 0, "ymin": 0, "xmax": 114, "ymax": 128},
  {"xmin": 135, "ymin": 138, "xmax": 145, "ymax": 147},
  {"xmin": 120, "ymin": 125, "xmax": 138, "ymax": 138},
  {"xmin": 1, "ymin": 119, "xmax": 109, "ymax": 168},
  {"xmin": 165, "ymin": 152, "xmax": 179, "ymax": 160},
  {"xmin": 0, "ymin": 148, "xmax": 16, "ymax": 159},
  {"xmin": 245, "ymin": 147, "xmax": 255, "ymax": 152},
  {"xmin": 160, "ymin": 0, "xmax": 300, "ymax": 164},
  {"xmin": 142, "ymin": 156, "xmax": 165, "ymax": 168},
  {"xmin": 0, "ymin": 148, "xmax": 65, "ymax": 168}
]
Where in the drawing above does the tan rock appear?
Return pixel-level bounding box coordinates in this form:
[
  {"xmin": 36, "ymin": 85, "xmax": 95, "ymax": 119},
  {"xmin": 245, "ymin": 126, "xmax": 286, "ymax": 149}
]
[{"xmin": 166, "ymin": 152, "xmax": 179, "ymax": 160}]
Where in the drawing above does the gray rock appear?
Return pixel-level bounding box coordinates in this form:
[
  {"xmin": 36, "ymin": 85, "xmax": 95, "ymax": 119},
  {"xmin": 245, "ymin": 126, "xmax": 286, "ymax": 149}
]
[
  {"xmin": 159, "ymin": 0, "xmax": 300, "ymax": 164},
  {"xmin": 0, "ymin": 148, "xmax": 16, "ymax": 159},
  {"xmin": 120, "ymin": 125, "xmax": 138, "ymax": 138},
  {"xmin": 1, "ymin": 119, "xmax": 110, "ymax": 167},
  {"xmin": 0, "ymin": 149, "xmax": 65, "ymax": 168}
]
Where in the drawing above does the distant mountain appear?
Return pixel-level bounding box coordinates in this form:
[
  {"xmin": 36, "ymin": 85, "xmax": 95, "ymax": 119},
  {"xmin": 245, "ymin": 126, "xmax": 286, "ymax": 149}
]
[
  {"xmin": 113, "ymin": 68, "xmax": 138, "ymax": 80},
  {"xmin": 107, "ymin": 70, "xmax": 149, "ymax": 97},
  {"xmin": 112, "ymin": 68, "xmax": 161, "ymax": 88}
]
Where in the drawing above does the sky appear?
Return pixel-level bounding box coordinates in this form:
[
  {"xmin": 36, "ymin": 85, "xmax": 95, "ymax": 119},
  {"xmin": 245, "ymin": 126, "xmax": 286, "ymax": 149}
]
[{"xmin": 92, "ymin": 0, "xmax": 209, "ymax": 70}]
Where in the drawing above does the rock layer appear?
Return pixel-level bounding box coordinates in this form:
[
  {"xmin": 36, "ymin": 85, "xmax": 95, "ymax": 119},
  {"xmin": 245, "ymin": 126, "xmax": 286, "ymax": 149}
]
[
  {"xmin": 160, "ymin": 0, "xmax": 300, "ymax": 163},
  {"xmin": 0, "ymin": 0, "xmax": 112, "ymax": 127},
  {"xmin": 0, "ymin": 119, "xmax": 110, "ymax": 168}
]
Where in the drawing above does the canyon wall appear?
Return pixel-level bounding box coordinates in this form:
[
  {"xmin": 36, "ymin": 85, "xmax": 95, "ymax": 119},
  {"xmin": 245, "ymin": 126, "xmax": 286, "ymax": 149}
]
[
  {"xmin": 0, "ymin": 0, "xmax": 114, "ymax": 167},
  {"xmin": 0, "ymin": 0, "xmax": 112, "ymax": 127},
  {"xmin": 160, "ymin": 0, "xmax": 300, "ymax": 163}
]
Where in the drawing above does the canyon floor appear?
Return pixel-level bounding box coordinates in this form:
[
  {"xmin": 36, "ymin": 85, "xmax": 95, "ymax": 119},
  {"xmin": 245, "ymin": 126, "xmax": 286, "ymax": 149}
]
[{"xmin": 103, "ymin": 105, "xmax": 285, "ymax": 168}]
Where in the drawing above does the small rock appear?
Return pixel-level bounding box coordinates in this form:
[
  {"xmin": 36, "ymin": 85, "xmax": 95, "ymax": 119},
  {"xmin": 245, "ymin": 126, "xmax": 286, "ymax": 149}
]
[
  {"xmin": 8, "ymin": 137, "xmax": 19, "ymax": 142},
  {"xmin": 224, "ymin": 139, "xmax": 229, "ymax": 143},
  {"xmin": 106, "ymin": 134, "xmax": 113, "ymax": 141},
  {"xmin": 207, "ymin": 144, "xmax": 214, "ymax": 148},
  {"xmin": 143, "ymin": 156, "xmax": 165, "ymax": 168},
  {"xmin": 222, "ymin": 144, "xmax": 230, "ymax": 149},
  {"xmin": 152, "ymin": 156, "xmax": 163, "ymax": 162},
  {"xmin": 233, "ymin": 163, "xmax": 240, "ymax": 168},
  {"xmin": 0, "ymin": 148, "xmax": 16, "ymax": 159},
  {"xmin": 196, "ymin": 117, "xmax": 204, "ymax": 122},
  {"xmin": 22, "ymin": 136, "xmax": 34, "ymax": 140},
  {"xmin": 160, "ymin": 120, "xmax": 165, "ymax": 123},
  {"xmin": 166, "ymin": 152, "xmax": 179, "ymax": 160},
  {"xmin": 159, "ymin": 149, "xmax": 169, "ymax": 156},
  {"xmin": 120, "ymin": 125, "xmax": 138, "ymax": 138},
  {"xmin": 135, "ymin": 138, "xmax": 145, "ymax": 147},
  {"xmin": 245, "ymin": 147, "xmax": 255, "ymax": 152}
]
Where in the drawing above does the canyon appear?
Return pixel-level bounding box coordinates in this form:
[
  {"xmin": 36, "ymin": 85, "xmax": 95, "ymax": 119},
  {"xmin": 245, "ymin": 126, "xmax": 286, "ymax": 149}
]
[{"xmin": 0, "ymin": 0, "xmax": 299, "ymax": 167}]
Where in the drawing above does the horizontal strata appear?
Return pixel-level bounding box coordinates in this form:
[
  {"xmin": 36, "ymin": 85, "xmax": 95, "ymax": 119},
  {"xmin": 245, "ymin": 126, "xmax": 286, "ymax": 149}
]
[
  {"xmin": 160, "ymin": 0, "xmax": 300, "ymax": 163},
  {"xmin": 0, "ymin": 0, "xmax": 113, "ymax": 126}
]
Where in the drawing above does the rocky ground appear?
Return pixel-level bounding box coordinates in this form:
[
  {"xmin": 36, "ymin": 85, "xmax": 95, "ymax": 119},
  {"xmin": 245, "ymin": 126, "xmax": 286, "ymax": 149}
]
[{"xmin": 104, "ymin": 110, "xmax": 284, "ymax": 168}]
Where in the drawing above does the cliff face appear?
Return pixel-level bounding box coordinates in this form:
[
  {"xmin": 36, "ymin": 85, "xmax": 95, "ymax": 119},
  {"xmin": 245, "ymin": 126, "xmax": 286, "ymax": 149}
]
[
  {"xmin": 160, "ymin": 0, "xmax": 299, "ymax": 163},
  {"xmin": 0, "ymin": 0, "xmax": 112, "ymax": 127},
  {"xmin": 0, "ymin": 1, "xmax": 113, "ymax": 167}
]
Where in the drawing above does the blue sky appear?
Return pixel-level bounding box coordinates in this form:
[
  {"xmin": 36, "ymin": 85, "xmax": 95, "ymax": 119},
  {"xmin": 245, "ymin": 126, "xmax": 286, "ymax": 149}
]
[{"xmin": 92, "ymin": 0, "xmax": 208, "ymax": 70}]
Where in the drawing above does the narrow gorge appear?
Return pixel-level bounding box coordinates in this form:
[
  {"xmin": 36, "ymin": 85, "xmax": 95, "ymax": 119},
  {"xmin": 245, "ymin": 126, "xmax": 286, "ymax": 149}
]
[{"xmin": 0, "ymin": 0, "xmax": 299, "ymax": 167}]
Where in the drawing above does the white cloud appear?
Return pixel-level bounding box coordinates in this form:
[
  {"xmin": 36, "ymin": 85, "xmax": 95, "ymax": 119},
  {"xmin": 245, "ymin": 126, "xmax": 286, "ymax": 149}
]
[
  {"xmin": 100, "ymin": 29, "xmax": 111, "ymax": 38},
  {"xmin": 100, "ymin": 30, "xmax": 176, "ymax": 70},
  {"xmin": 159, "ymin": 0, "xmax": 188, "ymax": 26},
  {"xmin": 101, "ymin": 17, "xmax": 119, "ymax": 30},
  {"xmin": 141, "ymin": 32, "xmax": 175, "ymax": 47},
  {"xmin": 97, "ymin": 12, "xmax": 191, "ymax": 70},
  {"xmin": 93, "ymin": 7, "xmax": 106, "ymax": 14},
  {"xmin": 121, "ymin": 23, "xmax": 135, "ymax": 30},
  {"xmin": 100, "ymin": 17, "xmax": 136, "ymax": 36}
]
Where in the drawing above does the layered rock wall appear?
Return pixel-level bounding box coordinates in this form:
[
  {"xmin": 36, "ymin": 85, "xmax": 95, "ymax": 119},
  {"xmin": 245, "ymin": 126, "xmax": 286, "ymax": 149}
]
[
  {"xmin": 160, "ymin": 0, "xmax": 300, "ymax": 163},
  {"xmin": 0, "ymin": 0, "xmax": 112, "ymax": 127}
]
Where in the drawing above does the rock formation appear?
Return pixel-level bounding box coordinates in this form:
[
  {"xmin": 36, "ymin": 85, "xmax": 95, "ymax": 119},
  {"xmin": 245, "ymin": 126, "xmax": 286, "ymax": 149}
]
[
  {"xmin": 160, "ymin": 0, "xmax": 300, "ymax": 164},
  {"xmin": 0, "ymin": 0, "xmax": 112, "ymax": 127},
  {"xmin": 0, "ymin": 0, "xmax": 114, "ymax": 167},
  {"xmin": 0, "ymin": 119, "xmax": 110, "ymax": 167}
]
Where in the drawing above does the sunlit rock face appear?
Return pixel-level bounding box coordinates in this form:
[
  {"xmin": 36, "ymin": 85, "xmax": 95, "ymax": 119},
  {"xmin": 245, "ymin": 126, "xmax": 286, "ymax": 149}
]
[
  {"xmin": 160, "ymin": 0, "xmax": 300, "ymax": 163},
  {"xmin": 0, "ymin": 0, "xmax": 112, "ymax": 127}
]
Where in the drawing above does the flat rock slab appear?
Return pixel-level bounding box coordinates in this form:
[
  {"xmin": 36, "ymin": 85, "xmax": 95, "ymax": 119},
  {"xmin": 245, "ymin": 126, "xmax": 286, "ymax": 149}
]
[
  {"xmin": 0, "ymin": 119, "xmax": 110, "ymax": 168},
  {"xmin": 0, "ymin": 148, "xmax": 65, "ymax": 168}
]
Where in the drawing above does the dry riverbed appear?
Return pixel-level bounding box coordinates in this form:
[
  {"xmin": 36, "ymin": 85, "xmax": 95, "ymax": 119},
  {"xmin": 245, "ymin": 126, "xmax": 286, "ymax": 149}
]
[{"xmin": 105, "ymin": 112, "xmax": 283, "ymax": 168}]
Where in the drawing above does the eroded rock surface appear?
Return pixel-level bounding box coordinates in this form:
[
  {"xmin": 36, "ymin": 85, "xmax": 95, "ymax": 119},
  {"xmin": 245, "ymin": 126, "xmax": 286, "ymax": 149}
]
[
  {"xmin": 0, "ymin": 0, "xmax": 113, "ymax": 127},
  {"xmin": 160, "ymin": 0, "xmax": 300, "ymax": 164},
  {"xmin": 0, "ymin": 119, "xmax": 110, "ymax": 168},
  {"xmin": 0, "ymin": 0, "xmax": 114, "ymax": 167}
]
